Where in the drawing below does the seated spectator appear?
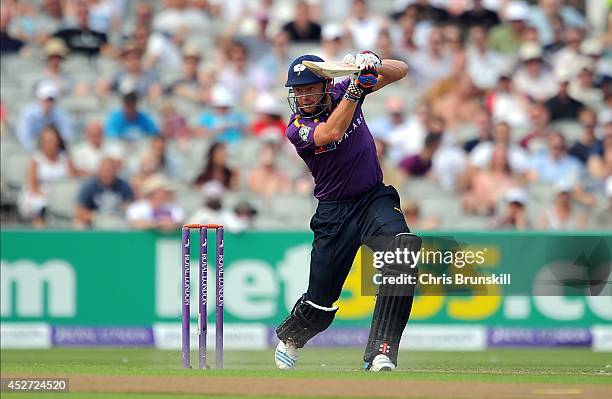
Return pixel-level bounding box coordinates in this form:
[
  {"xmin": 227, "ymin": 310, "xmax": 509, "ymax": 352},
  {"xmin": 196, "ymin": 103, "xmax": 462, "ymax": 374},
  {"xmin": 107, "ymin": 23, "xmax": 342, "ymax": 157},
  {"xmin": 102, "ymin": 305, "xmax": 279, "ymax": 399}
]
[
  {"xmin": 126, "ymin": 174, "xmax": 183, "ymax": 231},
  {"xmin": 17, "ymin": 126, "xmax": 78, "ymax": 227},
  {"xmin": 409, "ymin": 27, "xmax": 453, "ymax": 89},
  {"xmin": 74, "ymin": 158, "xmax": 134, "ymax": 228},
  {"xmin": 488, "ymin": 72, "xmax": 530, "ymax": 129},
  {"xmin": 11, "ymin": 0, "xmax": 65, "ymax": 45},
  {"xmin": 385, "ymin": 101, "xmax": 429, "ymax": 162},
  {"xmin": 513, "ymin": 42, "xmax": 558, "ymax": 102},
  {"xmin": 249, "ymin": 94, "xmax": 285, "ymax": 139},
  {"xmin": 0, "ymin": 6, "xmax": 24, "ymax": 54},
  {"xmin": 470, "ymin": 121, "xmax": 529, "ymax": 174},
  {"xmin": 105, "ymin": 92, "xmax": 159, "ymax": 141},
  {"xmin": 399, "ymin": 133, "xmax": 441, "ymax": 177},
  {"xmin": 53, "ymin": 0, "xmax": 108, "ymax": 57},
  {"xmin": 197, "ymin": 86, "xmax": 246, "ymax": 144},
  {"xmin": 465, "ymin": 25, "xmax": 507, "ymax": 90},
  {"xmin": 214, "ymin": 40, "xmax": 253, "ymax": 104},
  {"xmin": 247, "ymin": 142, "xmax": 292, "ymax": 198},
  {"xmin": 374, "ymin": 138, "xmax": 404, "ymax": 188},
  {"xmin": 519, "ymin": 101, "xmax": 552, "ymax": 153},
  {"xmin": 527, "ymin": 132, "xmax": 582, "ymax": 183},
  {"xmin": 71, "ymin": 120, "xmax": 125, "ymax": 175},
  {"xmin": 98, "ymin": 42, "xmax": 161, "ymax": 100},
  {"xmin": 344, "ymin": 0, "xmax": 386, "ymax": 49},
  {"xmin": 463, "ymin": 144, "xmax": 519, "ymax": 215},
  {"xmin": 135, "ymin": 136, "xmax": 183, "ymax": 179},
  {"xmin": 165, "ymin": 44, "xmax": 205, "ymax": 104},
  {"xmin": 316, "ymin": 24, "xmax": 348, "ymax": 61},
  {"xmin": 545, "ymin": 68, "xmax": 584, "ymax": 121},
  {"xmin": 488, "ymin": 0, "xmax": 528, "ymax": 54},
  {"xmin": 17, "ymin": 83, "xmax": 75, "ymax": 151},
  {"xmin": 456, "ymin": 0, "xmax": 499, "ymax": 31},
  {"xmin": 537, "ymin": 184, "xmax": 587, "ymax": 230},
  {"xmin": 463, "ymin": 108, "xmax": 493, "ymax": 153},
  {"xmin": 491, "ymin": 188, "xmax": 530, "ymax": 230},
  {"xmin": 282, "ymin": 1, "xmax": 321, "ymax": 43},
  {"xmin": 159, "ymin": 102, "xmax": 193, "ymax": 144},
  {"xmin": 193, "ymin": 142, "xmax": 238, "ymax": 190},
  {"xmin": 34, "ymin": 38, "xmax": 78, "ymax": 96},
  {"xmin": 550, "ymin": 27, "xmax": 584, "ymax": 73},
  {"xmin": 401, "ymin": 199, "xmax": 439, "ymax": 231},
  {"xmin": 189, "ymin": 181, "xmax": 255, "ymax": 233},
  {"xmin": 152, "ymin": 0, "xmax": 209, "ymax": 36},
  {"xmin": 568, "ymin": 59, "xmax": 604, "ymax": 109},
  {"xmin": 431, "ymin": 73, "xmax": 483, "ymax": 130},
  {"xmin": 569, "ymin": 108, "xmax": 601, "ymax": 164}
]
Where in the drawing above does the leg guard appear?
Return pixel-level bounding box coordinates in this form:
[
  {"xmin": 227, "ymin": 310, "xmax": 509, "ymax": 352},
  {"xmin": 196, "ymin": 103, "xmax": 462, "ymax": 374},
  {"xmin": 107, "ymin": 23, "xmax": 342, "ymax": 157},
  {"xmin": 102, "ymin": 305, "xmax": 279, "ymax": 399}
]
[
  {"xmin": 276, "ymin": 294, "xmax": 338, "ymax": 348},
  {"xmin": 364, "ymin": 233, "xmax": 421, "ymax": 368}
]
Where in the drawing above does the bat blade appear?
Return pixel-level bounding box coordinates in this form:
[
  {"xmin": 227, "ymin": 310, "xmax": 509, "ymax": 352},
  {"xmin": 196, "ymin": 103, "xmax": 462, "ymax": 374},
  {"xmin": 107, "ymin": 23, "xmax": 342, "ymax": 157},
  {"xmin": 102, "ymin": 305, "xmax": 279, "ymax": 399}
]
[{"xmin": 302, "ymin": 61, "xmax": 360, "ymax": 78}]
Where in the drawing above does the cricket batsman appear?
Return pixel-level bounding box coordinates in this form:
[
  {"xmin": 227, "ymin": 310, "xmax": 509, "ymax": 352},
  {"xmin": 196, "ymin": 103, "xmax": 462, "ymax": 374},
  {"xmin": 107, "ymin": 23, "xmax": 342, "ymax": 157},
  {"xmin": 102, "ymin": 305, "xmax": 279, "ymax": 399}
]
[{"xmin": 275, "ymin": 52, "xmax": 422, "ymax": 372}]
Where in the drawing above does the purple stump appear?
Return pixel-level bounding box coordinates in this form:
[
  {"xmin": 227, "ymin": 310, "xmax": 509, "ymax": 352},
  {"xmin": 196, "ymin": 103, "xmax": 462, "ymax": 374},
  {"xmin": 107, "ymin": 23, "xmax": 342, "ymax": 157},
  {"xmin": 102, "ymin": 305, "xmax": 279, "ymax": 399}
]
[
  {"xmin": 216, "ymin": 227, "xmax": 224, "ymax": 369},
  {"xmin": 181, "ymin": 227, "xmax": 191, "ymax": 368},
  {"xmin": 199, "ymin": 226, "xmax": 208, "ymax": 369}
]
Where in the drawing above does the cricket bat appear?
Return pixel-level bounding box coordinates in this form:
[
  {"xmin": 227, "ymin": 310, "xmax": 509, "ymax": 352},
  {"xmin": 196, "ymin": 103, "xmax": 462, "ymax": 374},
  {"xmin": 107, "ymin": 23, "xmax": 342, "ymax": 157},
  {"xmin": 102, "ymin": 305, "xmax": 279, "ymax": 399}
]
[{"xmin": 302, "ymin": 60, "xmax": 361, "ymax": 78}]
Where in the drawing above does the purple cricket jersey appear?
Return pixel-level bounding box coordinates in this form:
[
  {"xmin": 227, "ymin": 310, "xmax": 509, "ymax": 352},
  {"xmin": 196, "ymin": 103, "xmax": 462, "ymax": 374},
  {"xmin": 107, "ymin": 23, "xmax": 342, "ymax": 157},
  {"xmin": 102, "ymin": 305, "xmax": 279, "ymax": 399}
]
[{"xmin": 285, "ymin": 79, "xmax": 383, "ymax": 200}]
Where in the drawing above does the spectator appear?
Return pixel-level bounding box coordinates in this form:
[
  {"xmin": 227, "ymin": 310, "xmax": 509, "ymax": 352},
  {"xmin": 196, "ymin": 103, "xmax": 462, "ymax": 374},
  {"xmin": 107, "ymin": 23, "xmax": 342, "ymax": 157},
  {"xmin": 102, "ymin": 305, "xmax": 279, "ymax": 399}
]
[
  {"xmin": 528, "ymin": 0, "xmax": 586, "ymax": 47},
  {"xmin": 87, "ymin": 0, "xmax": 123, "ymax": 35},
  {"xmin": 250, "ymin": 94, "xmax": 285, "ymax": 139},
  {"xmin": 375, "ymin": 27, "xmax": 405, "ymax": 62},
  {"xmin": 17, "ymin": 126, "xmax": 78, "ymax": 227},
  {"xmin": 316, "ymin": 24, "xmax": 347, "ymax": 61},
  {"xmin": 430, "ymin": 118, "xmax": 468, "ymax": 191},
  {"xmin": 159, "ymin": 102, "xmax": 192, "ymax": 143},
  {"xmin": 197, "ymin": 86, "xmax": 246, "ymax": 144},
  {"xmin": 487, "ymin": 71, "xmax": 530, "ymax": 129},
  {"xmin": 74, "ymin": 157, "xmax": 134, "ymax": 228},
  {"xmin": 390, "ymin": 8, "xmax": 418, "ymax": 58},
  {"xmin": 551, "ymin": 27, "xmax": 584, "ymax": 73},
  {"xmin": 455, "ymin": 0, "xmax": 500, "ymax": 31},
  {"xmin": 401, "ymin": 199, "xmax": 440, "ymax": 231},
  {"xmin": 386, "ymin": 101, "xmax": 429, "ymax": 162},
  {"xmin": 545, "ymin": 68, "xmax": 584, "ymax": 122},
  {"xmin": 135, "ymin": 136, "xmax": 183, "ymax": 179},
  {"xmin": 374, "ymin": 138, "xmax": 403, "ymax": 188},
  {"xmin": 568, "ymin": 108, "xmax": 601, "ymax": 164},
  {"xmin": 527, "ymin": 132, "xmax": 582, "ymax": 183},
  {"xmin": 399, "ymin": 132, "xmax": 441, "ymax": 177},
  {"xmin": 344, "ymin": 0, "xmax": 385, "ymax": 50},
  {"xmin": 463, "ymin": 108, "xmax": 493, "ymax": 153},
  {"xmin": 214, "ymin": 40, "xmax": 252, "ymax": 104},
  {"xmin": 98, "ymin": 42, "xmax": 161, "ymax": 100},
  {"xmin": 466, "ymin": 25, "xmax": 508, "ymax": 90},
  {"xmin": 126, "ymin": 174, "xmax": 184, "ymax": 231},
  {"xmin": 431, "ymin": 73, "xmax": 483, "ymax": 130},
  {"xmin": 35, "ymin": 38, "xmax": 76, "ymax": 96},
  {"xmin": 470, "ymin": 121, "xmax": 529, "ymax": 174},
  {"xmin": 152, "ymin": 0, "xmax": 209, "ymax": 36},
  {"xmin": 251, "ymin": 31, "xmax": 291, "ymax": 93},
  {"xmin": 489, "ymin": 0, "xmax": 529, "ymax": 54},
  {"xmin": 0, "ymin": 6, "xmax": 24, "ymax": 54},
  {"xmin": 193, "ymin": 142, "xmax": 237, "ymax": 190},
  {"xmin": 71, "ymin": 120, "xmax": 125, "ymax": 175},
  {"xmin": 519, "ymin": 102, "xmax": 552, "ymax": 153},
  {"xmin": 491, "ymin": 188, "xmax": 530, "ymax": 230},
  {"xmin": 568, "ymin": 59, "xmax": 604, "ymax": 109},
  {"xmin": 165, "ymin": 44, "xmax": 205, "ymax": 104},
  {"xmin": 189, "ymin": 181, "xmax": 255, "ymax": 232},
  {"xmin": 247, "ymin": 142, "xmax": 292, "ymax": 198},
  {"xmin": 53, "ymin": 0, "xmax": 108, "ymax": 57},
  {"xmin": 463, "ymin": 144, "xmax": 519, "ymax": 215},
  {"xmin": 537, "ymin": 183, "xmax": 587, "ymax": 230},
  {"xmin": 409, "ymin": 27, "xmax": 453, "ymax": 89},
  {"xmin": 513, "ymin": 42, "xmax": 558, "ymax": 102},
  {"xmin": 11, "ymin": 0, "xmax": 65, "ymax": 45},
  {"xmin": 282, "ymin": 1, "xmax": 321, "ymax": 43},
  {"xmin": 17, "ymin": 83, "xmax": 75, "ymax": 151},
  {"xmin": 105, "ymin": 92, "xmax": 159, "ymax": 141},
  {"xmin": 142, "ymin": 24, "xmax": 183, "ymax": 72}
]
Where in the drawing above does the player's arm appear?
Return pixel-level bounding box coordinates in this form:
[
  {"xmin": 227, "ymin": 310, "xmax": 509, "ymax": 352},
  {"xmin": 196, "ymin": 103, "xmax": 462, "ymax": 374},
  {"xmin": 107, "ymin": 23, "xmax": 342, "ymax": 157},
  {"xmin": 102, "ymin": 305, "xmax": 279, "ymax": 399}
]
[
  {"xmin": 371, "ymin": 59, "xmax": 408, "ymax": 92},
  {"xmin": 313, "ymin": 99, "xmax": 358, "ymax": 146}
]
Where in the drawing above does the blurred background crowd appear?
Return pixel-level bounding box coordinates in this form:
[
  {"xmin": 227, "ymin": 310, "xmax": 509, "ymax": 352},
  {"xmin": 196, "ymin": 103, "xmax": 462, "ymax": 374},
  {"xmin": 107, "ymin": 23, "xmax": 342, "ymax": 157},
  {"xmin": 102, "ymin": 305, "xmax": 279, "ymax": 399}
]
[{"xmin": 0, "ymin": 0, "xmax": 610, "ymax": 232}]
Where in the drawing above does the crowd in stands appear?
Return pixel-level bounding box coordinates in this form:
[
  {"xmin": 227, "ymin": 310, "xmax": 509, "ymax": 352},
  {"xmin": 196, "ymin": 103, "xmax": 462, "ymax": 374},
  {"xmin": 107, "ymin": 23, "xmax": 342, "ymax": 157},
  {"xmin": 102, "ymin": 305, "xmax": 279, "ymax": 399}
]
[{"xmin": 0, "ymin": 0, "xmax": 610, "ymax": 232}]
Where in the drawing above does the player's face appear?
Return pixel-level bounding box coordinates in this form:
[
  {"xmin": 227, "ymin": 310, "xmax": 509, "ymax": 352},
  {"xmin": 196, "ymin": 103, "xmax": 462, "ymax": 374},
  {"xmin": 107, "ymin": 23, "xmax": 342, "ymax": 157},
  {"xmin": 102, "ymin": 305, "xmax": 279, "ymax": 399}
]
[{"xmin": 293, "ymin": 82, "xmax": 326, "ymax": 114}]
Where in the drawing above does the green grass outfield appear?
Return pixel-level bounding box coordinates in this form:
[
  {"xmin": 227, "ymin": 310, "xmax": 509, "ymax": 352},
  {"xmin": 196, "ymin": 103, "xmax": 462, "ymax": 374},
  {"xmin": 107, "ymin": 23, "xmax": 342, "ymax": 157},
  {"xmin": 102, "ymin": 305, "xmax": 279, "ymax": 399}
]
[{"xmin": 1, "ymin": 348, "xmax": 611, "ymax": 398}]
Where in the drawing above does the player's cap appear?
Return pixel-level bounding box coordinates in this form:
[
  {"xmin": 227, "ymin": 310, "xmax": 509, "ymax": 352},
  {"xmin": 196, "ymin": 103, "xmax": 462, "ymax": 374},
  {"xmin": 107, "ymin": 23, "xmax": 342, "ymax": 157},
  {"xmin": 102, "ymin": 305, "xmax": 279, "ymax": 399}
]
[
  {"xmin": 505, "ymin": 1, "xmax": 529, "ymax": 21},
  {"xmin": 519, "ymin": 42, "xmax": 543, "ymax": 61},
  {"xmin": 36, "ymin": 82, "xmax": 59, "ymax": 100},
  {"xmin": 285, "ymin": 54, "xmax": 327, "ymax": 87},
  {"xmin": 505, "ymin": 188, "xmax": 528, "ymax": 205},
  {"xmin": 44, "ymin": 38, "xmax": 69, "ymax": 58}
]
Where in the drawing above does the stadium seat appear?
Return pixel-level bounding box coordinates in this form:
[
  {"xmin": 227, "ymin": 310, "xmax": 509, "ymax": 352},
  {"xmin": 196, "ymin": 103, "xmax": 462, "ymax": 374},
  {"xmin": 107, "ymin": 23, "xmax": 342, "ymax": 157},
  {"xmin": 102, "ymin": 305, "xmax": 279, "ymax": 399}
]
[
  {"xmin": 175, "ymin": 187, "xmax": 204, "ymax": 217},
  {"xmin": 3, "ymin": 153, "xmax": 31, "ymax": 201},
  {"xmin": 46, "ymin": 178, "xmax": 83, "ymax": 222},
  {"xmin": 401, "ymin": 178, "xmax": 447, "ymax": 199},
  {"xmin": 551, "ymin": 120, "xmax": 583, "ymax": 143},
  {"xmin": 92, "ymin": 214, "xmax": 130, "ymax": 230}
]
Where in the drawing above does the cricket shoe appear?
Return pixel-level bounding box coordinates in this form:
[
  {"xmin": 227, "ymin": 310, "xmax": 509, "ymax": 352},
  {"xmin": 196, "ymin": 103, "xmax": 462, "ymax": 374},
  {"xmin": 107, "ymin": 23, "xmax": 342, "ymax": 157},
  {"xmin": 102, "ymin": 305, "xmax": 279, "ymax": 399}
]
[
  {"xmin": 369, "ymin": 354, "xmax": 396, "ymax": 372},
  {"xmin": 275, "ymin": 340, "xmax": 298, "ymax": 370}
]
